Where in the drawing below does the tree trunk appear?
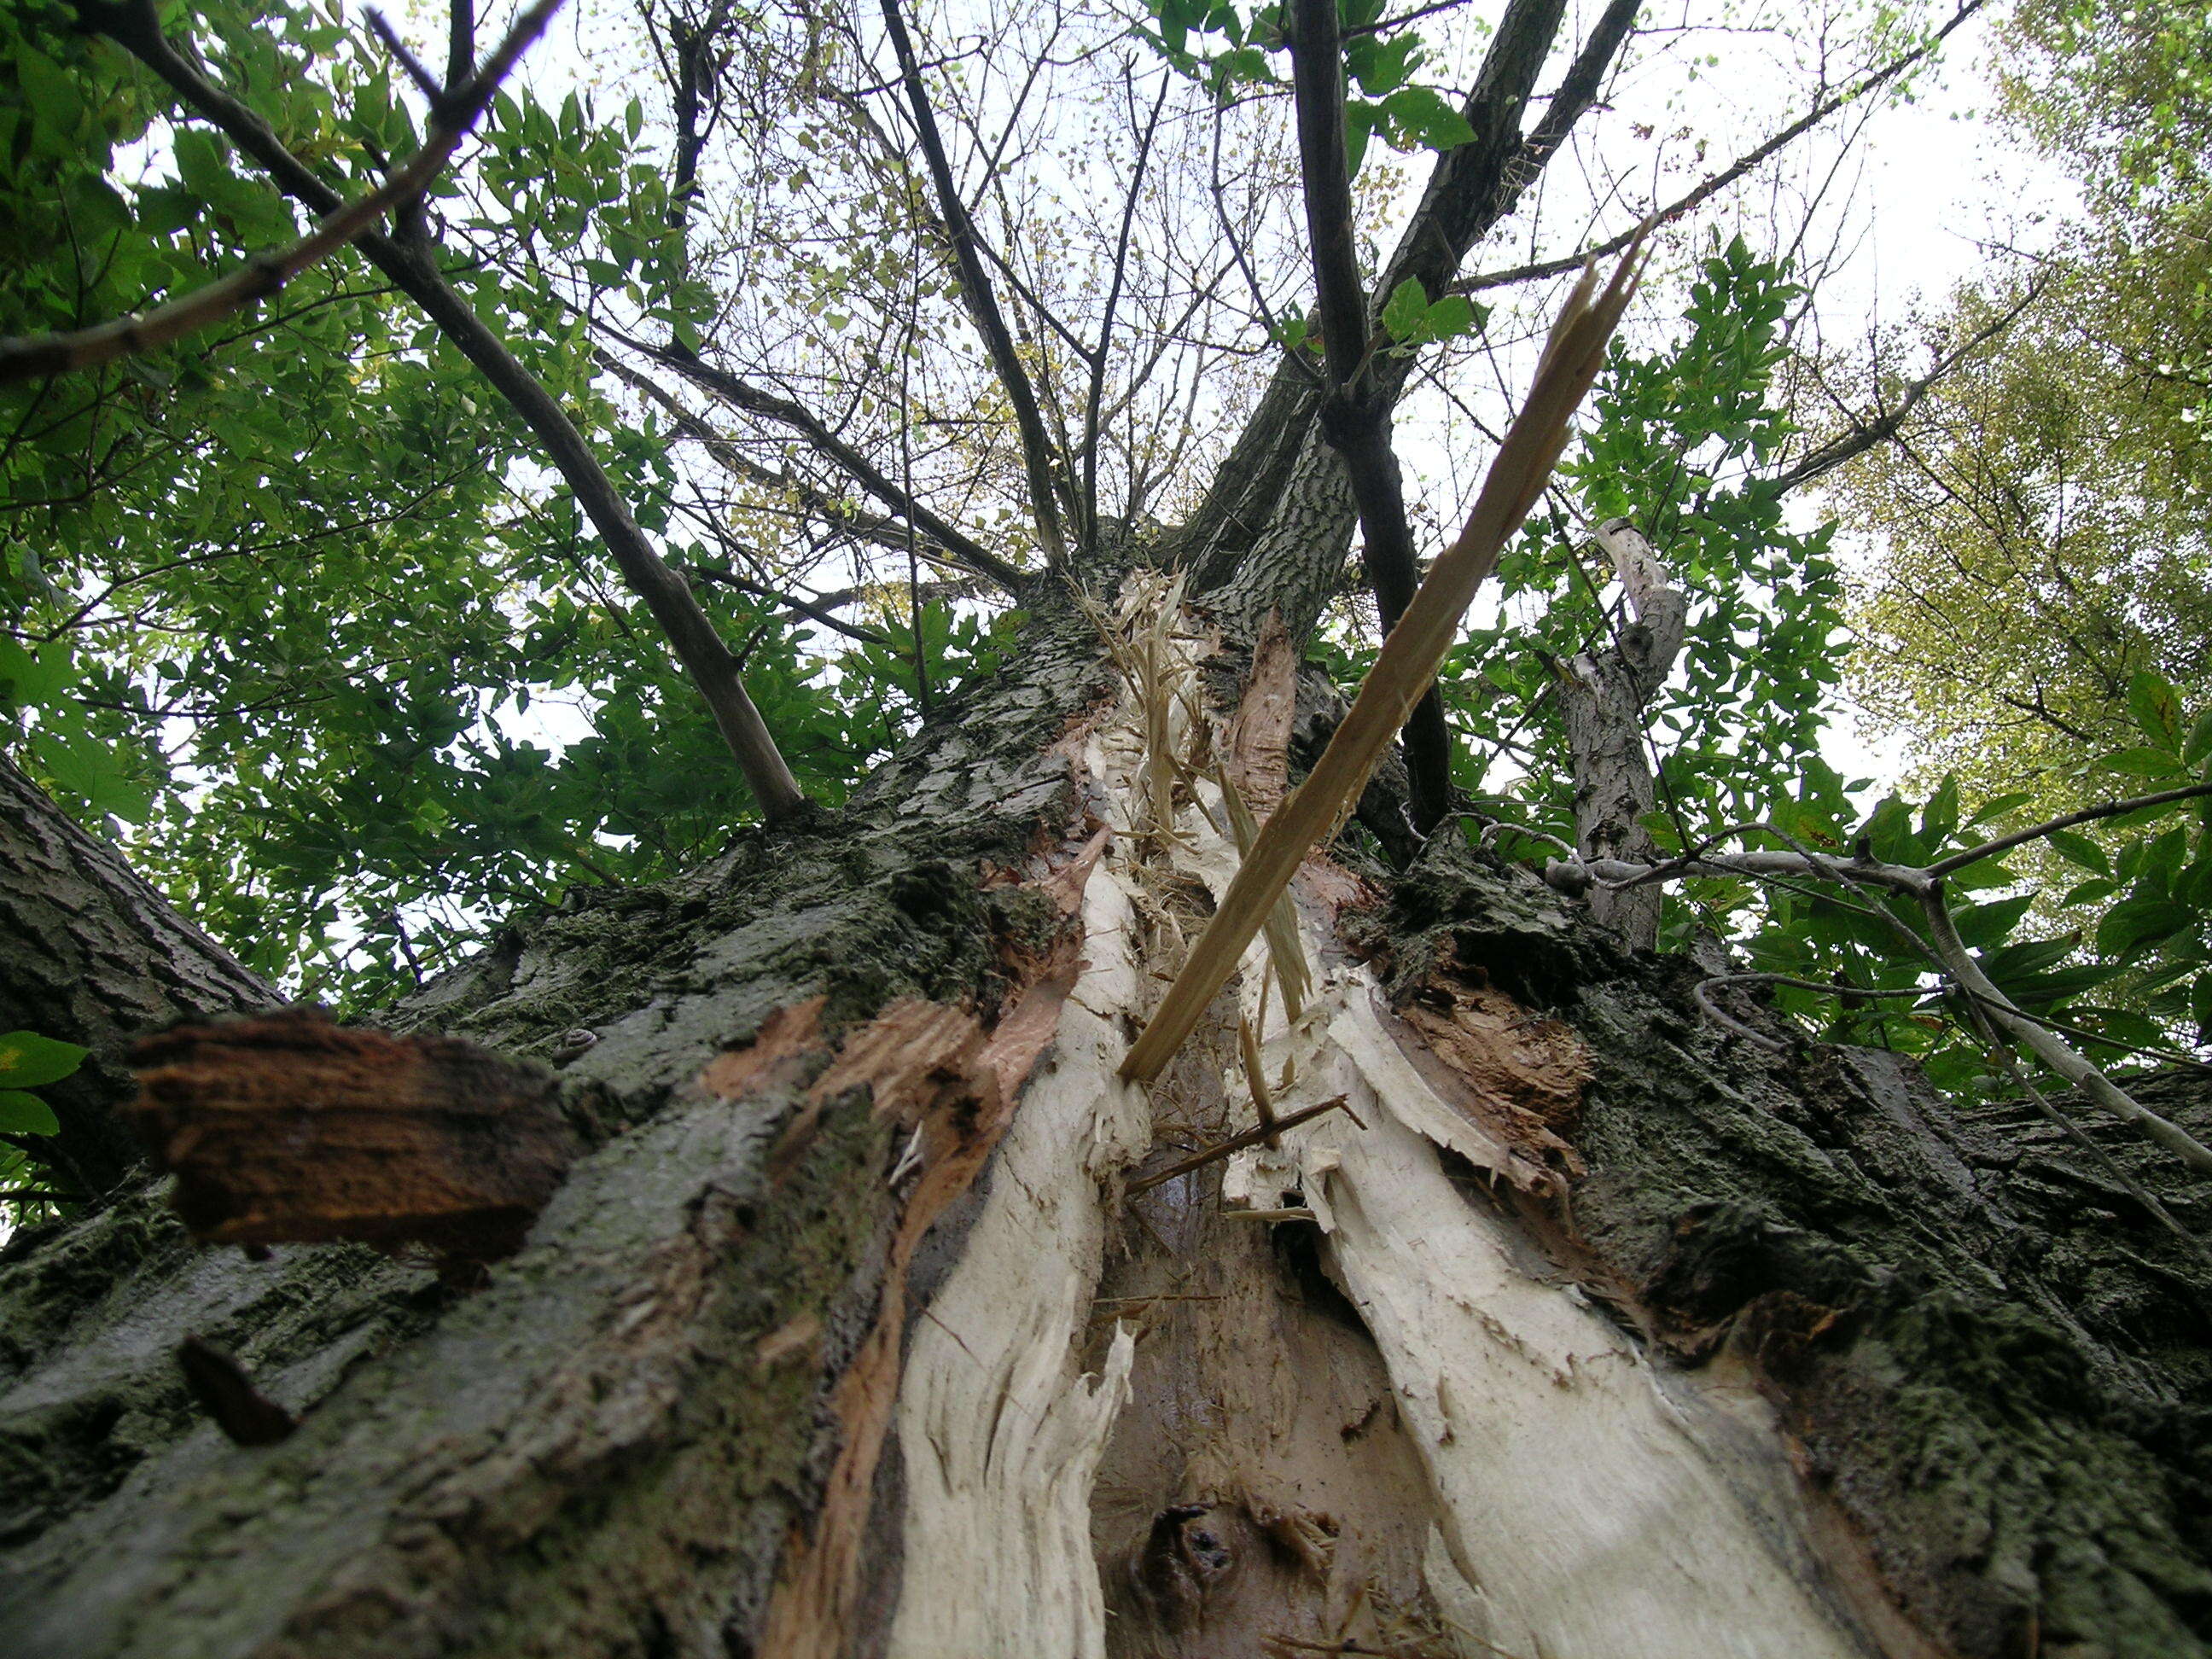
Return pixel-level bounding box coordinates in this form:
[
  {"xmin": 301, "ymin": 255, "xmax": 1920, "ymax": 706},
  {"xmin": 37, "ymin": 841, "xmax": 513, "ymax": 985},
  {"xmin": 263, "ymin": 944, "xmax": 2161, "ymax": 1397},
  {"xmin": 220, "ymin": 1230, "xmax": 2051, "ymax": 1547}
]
[
  {"xmin": 1557, "ymin": 517, "xmax": 1687, "ymax": 949},
  {"xmin": 2, "ymin": 576, "xmax": 2208, "ymax": 1659},
  {"xmin": 0, "ymin": 754, "xmax": 278, "ymax": 1201}
]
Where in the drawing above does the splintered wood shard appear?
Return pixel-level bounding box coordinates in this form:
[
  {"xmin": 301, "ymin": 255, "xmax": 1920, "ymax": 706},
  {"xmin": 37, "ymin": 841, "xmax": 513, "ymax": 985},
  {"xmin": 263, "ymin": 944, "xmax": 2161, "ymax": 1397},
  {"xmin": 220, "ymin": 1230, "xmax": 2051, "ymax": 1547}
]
[
  {"xmin": 127, "ymin": 1006, "xmax": 574, "ymax": 1267},
  {"xmin": 1121, "ymin": 236, "xmax": 1649, "ymax": 1083}
]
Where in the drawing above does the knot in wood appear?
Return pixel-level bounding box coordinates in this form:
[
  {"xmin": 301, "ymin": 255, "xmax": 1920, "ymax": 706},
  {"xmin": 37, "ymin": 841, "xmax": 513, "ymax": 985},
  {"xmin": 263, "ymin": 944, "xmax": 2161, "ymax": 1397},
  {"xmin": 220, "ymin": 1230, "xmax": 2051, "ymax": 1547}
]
[{"xmin": 1130, "ymin": 1502, "xmax": 1241, "ymax": 1627}]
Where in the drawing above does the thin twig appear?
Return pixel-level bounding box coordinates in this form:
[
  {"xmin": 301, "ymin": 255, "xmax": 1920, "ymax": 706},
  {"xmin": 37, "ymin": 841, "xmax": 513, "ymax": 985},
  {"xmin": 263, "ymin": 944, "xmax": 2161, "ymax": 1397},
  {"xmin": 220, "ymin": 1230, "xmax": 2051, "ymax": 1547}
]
[
  {"xmin": 1126, "ymin": 1096, "xmax": 1353, "ymax": 1195},
  {"xmin": 1454, "ymin": 0, "xmax": 1990, "ymax": 298}
]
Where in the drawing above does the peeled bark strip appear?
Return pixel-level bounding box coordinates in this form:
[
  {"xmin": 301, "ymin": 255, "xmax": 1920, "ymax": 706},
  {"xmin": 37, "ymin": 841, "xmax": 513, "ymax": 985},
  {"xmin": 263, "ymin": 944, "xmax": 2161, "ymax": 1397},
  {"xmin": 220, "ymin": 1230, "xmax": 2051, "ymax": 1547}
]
[
  {"xmin": 126, "ymin": 1007, "xmax": 573, "ymax": 1268},
  {"xmin": 881, "ymin": 855, "xmax": 1144, "ymax": 1657}
]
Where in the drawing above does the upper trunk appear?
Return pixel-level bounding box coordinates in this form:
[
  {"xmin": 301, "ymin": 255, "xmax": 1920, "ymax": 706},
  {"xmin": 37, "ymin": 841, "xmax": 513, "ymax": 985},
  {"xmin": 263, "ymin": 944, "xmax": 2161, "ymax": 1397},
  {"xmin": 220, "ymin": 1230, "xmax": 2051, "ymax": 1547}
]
[{"xmin": 1, "ymin": 573, "xmax": 2207, "ymax": 1658}]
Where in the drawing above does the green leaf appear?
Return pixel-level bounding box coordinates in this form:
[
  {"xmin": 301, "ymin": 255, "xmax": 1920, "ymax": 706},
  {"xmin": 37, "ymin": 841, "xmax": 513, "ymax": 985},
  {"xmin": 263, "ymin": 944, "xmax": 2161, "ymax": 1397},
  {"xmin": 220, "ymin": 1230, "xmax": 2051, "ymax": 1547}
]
[
  {"xmin": 39, "ymin": 735, "xmax": 154, "ymax": 824},
  {"xmin": 2001, "ymin": 962, "xmax": 2125, "ymax": 1009},
  {"xmin": 14, "ymin": 45, "xmax": 85, "ymax": 148},
  {"xmin": 2096, "ymin": 895, "xmax": 2193, "ymax": 958},
  {"xmin": 1343, "ymin": 99, "xmax": 1377, "ymax": 175},
  {"xmin": 1344, "ymin": 31, "xmax": 1419, "ymax": 94},
  {"xmin": 1979, "ymin": 933, "xmax": 2082, "ymax": 982},
  {"xmin": 1423, "ymin": 293, "xmax": 1476, "ymax": 340},
  {"xmin": 0, "ymin": 1032, "xmax": 88, "ymax": 1090},
  {"xmin": 1965, "ymin": 790, "xmax": 2037, "ymax": 828},
  {"xmin": 1381, "ymin": 277, "xmax": 1429, "ymax": 342},
  {"xmin": 1919, "ymin": 775, "xmax": 1960, "ymax": 843},
  {"xmin": 0, "ymin": 638, "xmax": 75, "ymax": 707},
  {"xmin": 1380, "ymin": 84, "xmax": 1475, "ymax": 149},
  {"xmin": 2127, "ymin": 670, "xmax": 2184, "ymax": 752},
  {"xmin": 0, "ymin": 1091, "xmax": 60, "ymax": 1137},
  {"xmin": 2104, "ymin": 745, "xmax": 2185, "ymax": 779},
  {"xmin": 2186, "ymin": 707, "xmax": 2212, "ymax": 766},
  {"xmin": 2046, "ymin": 829, "xmax": 2110, "ymax": 875},
  {"xmin": 1953, "ymin": 894, "xmax": 2033, "ymax": 950},
  {"xmin": 1863, "ymin": 795, "xmax": 1919, "ymax": 864},
  {"xmin": 2060, "ymin": 878, "xmax": 2118, "ymax": 905}
]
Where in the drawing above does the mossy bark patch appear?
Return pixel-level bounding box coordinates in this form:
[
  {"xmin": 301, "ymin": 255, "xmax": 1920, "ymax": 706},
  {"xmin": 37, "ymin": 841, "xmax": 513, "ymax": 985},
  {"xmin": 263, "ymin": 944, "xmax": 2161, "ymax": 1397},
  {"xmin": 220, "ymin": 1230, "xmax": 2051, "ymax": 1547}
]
[{"xmin": 1359, "ymin": 841, "xmax": 2212, "ymax": 1657}]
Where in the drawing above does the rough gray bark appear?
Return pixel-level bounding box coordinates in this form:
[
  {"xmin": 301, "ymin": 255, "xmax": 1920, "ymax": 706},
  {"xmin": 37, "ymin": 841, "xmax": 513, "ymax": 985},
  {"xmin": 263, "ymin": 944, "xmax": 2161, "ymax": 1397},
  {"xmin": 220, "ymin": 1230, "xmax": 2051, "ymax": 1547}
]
[
  {"xmin": 1556, "ymin": 517, "xmax": 1688, "ymax": 946},
  {"xmin": 0, "ymin": 753, "xmax": 276, "ymax": 1201},
  {"xmin": 0, "ymin": 599, "xmax": 1116, "ymax": 1658},
  {"xmin": 1357, "ymin": 847, "xmax": 2212, "ymax": 1657},
  {"xmin": 2, "ymin": 589, "xmax": 2207, "ymax": 1655},
  {"xmin": 3, "ymin": 0, "xmax": 2206, "ymax": 1633}
]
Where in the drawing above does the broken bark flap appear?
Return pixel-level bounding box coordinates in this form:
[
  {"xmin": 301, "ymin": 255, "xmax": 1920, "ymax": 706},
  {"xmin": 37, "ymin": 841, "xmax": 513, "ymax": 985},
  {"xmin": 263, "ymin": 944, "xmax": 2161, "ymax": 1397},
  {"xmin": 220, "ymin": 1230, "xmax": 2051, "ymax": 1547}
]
[
  {"xmin": 1387, "ymin": 955, "xmax": 1592, "ymax": 1182},
  {"xmin": 128, "ymin": 1005, "xmax": 573, "ymax": 1268}
]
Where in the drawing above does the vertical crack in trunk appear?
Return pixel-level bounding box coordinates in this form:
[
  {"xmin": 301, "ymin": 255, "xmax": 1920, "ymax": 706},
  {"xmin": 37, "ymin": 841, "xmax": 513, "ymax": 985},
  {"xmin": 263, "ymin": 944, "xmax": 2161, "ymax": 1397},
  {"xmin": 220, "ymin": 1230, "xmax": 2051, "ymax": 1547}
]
[{"xmin": 859, "ymin": 580, "xmax": 1886, "ymax": 1656}]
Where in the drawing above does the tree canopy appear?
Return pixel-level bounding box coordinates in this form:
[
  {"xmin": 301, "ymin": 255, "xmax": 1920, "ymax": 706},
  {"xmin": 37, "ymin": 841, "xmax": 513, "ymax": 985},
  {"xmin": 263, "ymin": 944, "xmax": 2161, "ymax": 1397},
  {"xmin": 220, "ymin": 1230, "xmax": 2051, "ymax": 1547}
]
[{"xmin": 1831, "ymin": 0, "xmax": 2212, "ymax": 1063}]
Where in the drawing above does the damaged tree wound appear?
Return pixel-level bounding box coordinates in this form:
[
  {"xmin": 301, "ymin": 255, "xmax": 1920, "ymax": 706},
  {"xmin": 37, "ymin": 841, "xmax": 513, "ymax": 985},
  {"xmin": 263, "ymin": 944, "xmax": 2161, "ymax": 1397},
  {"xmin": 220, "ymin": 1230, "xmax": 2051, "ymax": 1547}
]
[{"xmin": 125, "ymin": 1006, "xmax": 574, "ymax": 1268}]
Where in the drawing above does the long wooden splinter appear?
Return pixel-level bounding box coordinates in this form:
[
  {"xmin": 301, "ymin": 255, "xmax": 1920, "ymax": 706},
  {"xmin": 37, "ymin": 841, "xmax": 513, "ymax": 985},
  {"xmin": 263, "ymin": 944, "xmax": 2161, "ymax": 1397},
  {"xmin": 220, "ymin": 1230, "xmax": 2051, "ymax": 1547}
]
[{"xmin": 1121, "ymin": 235, "xmax": 1649, "ymax": 1084}]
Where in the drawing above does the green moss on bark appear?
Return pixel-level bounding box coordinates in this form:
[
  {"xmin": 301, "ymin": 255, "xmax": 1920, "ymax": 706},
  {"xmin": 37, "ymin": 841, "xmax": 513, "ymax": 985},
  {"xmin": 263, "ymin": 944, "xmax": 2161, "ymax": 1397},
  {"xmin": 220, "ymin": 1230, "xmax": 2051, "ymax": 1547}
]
[{"xmin": 1359, "ymin": 842, "xmax": 2212, "ymax": 1657}]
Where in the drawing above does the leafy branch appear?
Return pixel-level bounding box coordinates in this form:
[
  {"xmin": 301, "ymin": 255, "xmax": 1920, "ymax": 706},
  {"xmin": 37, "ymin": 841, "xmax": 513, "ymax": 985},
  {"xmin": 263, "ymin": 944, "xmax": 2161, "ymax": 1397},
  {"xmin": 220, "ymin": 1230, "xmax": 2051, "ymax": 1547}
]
[
  {"xmin": 73, "ymin": 0, "xmax": 807, "ymax": 822},
  {"xmin": 0, "ymin": 0, "xmax": 563, "ymax": 387},
  {"xmin": 1551, "ymin": 784, "xmax": 2212, "ymax": 1175}
]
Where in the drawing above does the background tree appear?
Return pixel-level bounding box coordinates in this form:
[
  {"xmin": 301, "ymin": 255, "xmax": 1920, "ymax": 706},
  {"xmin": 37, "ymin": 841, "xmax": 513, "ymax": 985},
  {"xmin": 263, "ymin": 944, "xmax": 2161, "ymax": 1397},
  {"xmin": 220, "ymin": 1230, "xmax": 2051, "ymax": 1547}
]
[{"xmin": 1820, "ymin": 0, "xmax": 2212, "ymax": 1055}]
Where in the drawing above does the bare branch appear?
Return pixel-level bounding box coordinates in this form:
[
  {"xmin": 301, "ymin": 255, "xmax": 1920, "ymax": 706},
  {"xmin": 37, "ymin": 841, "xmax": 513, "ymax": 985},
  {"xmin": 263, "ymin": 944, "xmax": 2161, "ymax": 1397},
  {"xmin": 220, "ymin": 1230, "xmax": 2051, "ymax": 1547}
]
[
  {"xmin": 594, "ymin": 348, "xmax": 936, "ymax": 560},
  {"xmin": 877, "ymin": 0, "xmax": 1071, "ymax": 566},
  {"xmin": 1771, "ymin": 276, "xmax": 2046, "ymax": 495},
  {"xmin": 609, "ymin": 329, "xmax": 1028, "ymax": 593},
  {"xmin": 684, "ymin": 562, "xmax": 894, "ymax": 649},
  {"xmin": 1126, "ymin": 1096, "xmax": 1353, "ymax": 1195},
  {"xmin": 445, "ymin": 0, "xmax": 475, "ymax": 86},
  {"xmin": 1081, "ymin": 71, "xmax": 1170, "ymax": 554},
  {"xmin": 1920, "ymin": 882, "xmax": 2212, "ymax": 1176},
  {"xmin": 1456, "ymin": 0, "xmax": 1991, "ymax": 297},
  {"xmin": 1554, "ymin": 818, "xmax": 2212, "ymax": 1175}
]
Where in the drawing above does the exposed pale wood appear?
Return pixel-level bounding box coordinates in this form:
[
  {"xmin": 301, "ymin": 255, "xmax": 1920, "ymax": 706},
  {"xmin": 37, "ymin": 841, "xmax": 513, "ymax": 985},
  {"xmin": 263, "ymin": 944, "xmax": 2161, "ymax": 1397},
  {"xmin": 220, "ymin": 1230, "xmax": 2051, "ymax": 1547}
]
[
  {"xmin": 883, "ymin": 751, "xmax": 1151, "ymax": 1658},
  {"xmin": 1122, "ymin": 243, "xmax": 1648, "ymax": 1082}
]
